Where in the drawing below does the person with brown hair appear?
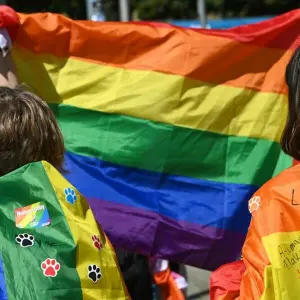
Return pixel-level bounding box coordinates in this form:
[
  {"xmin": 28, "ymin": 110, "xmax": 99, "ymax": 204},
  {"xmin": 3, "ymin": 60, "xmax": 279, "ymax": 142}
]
[
  {"xmin": 210, "ymin": 47, "xmax": 300, "ymax": 299},
  {"xmin": 0, "ymin": 86, "xmax": 65, "ymax": 176}
]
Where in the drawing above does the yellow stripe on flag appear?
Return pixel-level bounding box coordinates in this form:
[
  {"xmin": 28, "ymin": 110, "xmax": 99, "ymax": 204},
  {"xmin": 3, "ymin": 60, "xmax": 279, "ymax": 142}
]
[{"xmin": 13, "ymin": 46, "xmax": 287, "ymax": 142}]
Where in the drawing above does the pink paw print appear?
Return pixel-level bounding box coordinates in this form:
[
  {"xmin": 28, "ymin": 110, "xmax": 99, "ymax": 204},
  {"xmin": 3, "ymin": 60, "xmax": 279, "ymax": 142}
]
[
  {"xmin": 92, "ymin": 235, "xmax": 103, "ymax": 250},
  {"xmin": 41, "ymin": 258, "xmax": 60, "ymax": 277}
]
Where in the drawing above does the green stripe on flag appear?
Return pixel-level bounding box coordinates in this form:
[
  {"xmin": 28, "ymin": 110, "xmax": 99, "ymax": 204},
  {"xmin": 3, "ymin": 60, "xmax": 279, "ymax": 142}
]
[{"xmin": 50, "ymin": 104, "xmax": 292, "ymax": 187}]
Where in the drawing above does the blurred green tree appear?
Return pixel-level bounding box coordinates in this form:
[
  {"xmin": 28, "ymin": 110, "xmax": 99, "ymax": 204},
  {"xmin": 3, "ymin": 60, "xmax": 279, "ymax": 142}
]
[
  {"xmin": 7, "ymin": 0, "xmax": 86, "ymax": 19},
  {"xmin": 102, "ymin": 0, "xmax": 118, "ymax": 21},
  {"xmin": 222, "ymin": 0, "xmax": 300, "ymax": 17},
  {"xmin": 104, "ymin": 0, "xmax": 300, "ymax": 20},
  {"xmin": 136, "ymin": 0, "xmax": 197, "ymax": 20},
  {"xmin": 102, "ymin": 0, "xmax": 140, "ymax": 21},
  {"xmin": 5, "ymin": 0, "xmax": 300, "ymax": 20}
]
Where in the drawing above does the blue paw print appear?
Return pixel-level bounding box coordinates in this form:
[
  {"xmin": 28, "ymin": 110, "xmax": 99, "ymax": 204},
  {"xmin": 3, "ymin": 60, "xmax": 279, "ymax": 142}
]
[{"xmin": 64, "ymin": 187, "xmax": 77, "ymax": 205}]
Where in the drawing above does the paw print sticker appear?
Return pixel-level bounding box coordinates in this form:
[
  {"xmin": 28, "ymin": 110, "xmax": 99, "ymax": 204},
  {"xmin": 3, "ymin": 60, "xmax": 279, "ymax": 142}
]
[
  {"xmin": 248, "ymin": 196, "xmax": 261, "ymax": 214},
  {"xmin": 41, "ymin": 258, "xmax": 61, "ymax": 277},
  {"xmin": 92, "ymin": 235, "xmax": 103, "ymax": 250},
  {"xmin": 16, "ymin": 233, "xmax": 34, "ymax": 248},
  {"xmin": 88, "ymin": 264, "xmax": 102, "ymax": 283},
  {"xmin": 64, "ymin": 187, "xmax": 77, "ymax": 205}
]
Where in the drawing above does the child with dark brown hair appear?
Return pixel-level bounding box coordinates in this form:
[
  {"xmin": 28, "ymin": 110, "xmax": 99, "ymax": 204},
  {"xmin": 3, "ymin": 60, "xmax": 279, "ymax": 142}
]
[{"xmin": 0, "ymin": 86, "xmax": 65, "ymax": 176}]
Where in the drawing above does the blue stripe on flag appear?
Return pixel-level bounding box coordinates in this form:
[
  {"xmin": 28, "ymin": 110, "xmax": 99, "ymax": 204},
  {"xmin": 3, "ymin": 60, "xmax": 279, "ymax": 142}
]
[{"xmin": 64, "ymin": 152, "xmax": 256, "ymax": 234}]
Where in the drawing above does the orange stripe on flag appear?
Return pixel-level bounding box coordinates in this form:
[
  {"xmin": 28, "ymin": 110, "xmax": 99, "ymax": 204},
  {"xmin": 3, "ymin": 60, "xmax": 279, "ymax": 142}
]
[{"xmin": 16, "ymin": 13, "xmax": 291, "ymax": 95}]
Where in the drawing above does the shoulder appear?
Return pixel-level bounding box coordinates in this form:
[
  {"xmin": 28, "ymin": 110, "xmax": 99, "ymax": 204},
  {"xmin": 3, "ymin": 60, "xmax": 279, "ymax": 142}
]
[
  {"xmin": 265, "ymin": 163, "xmax": 300, "ymax": 190},
  {"xmin": 249, "ymin": 164, "xmax": 300, "ymax": 234},
  {"xmin": 251, "ymin": 164, "xmax": 300, "ymax": 204}
]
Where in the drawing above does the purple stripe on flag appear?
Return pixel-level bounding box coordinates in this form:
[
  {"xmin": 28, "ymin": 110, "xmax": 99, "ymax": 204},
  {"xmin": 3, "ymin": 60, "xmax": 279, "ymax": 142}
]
[{"xmin": 88, "ymin": 197, "xmax": 245, "ymax": 270}]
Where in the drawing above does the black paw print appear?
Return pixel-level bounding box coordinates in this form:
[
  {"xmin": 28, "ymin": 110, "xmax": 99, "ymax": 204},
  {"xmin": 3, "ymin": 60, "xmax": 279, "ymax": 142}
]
[
  {"xmin": 88, "ymin": 264, "xmax": 102, "ymax": 283},
  {"xmin": 16, "ymin": 233, "xmax": 34, "ymax": 248}
]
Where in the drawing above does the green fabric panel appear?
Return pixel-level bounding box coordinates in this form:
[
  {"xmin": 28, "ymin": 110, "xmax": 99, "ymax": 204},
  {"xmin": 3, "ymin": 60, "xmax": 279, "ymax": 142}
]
[{"xmin": 0, "ymin": 162, "xmax": 83, "ymax": 300}]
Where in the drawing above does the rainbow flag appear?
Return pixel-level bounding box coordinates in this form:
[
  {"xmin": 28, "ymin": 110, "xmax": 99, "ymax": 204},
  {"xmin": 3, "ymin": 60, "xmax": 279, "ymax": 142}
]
[
  {"xmin": 11, "ymin": 11, "xmax": 298, "ymax": 270},
  {"xmin": 0, "ymin": 161, "xmax": 128, "ymax": 299}
]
